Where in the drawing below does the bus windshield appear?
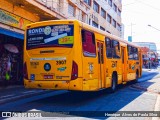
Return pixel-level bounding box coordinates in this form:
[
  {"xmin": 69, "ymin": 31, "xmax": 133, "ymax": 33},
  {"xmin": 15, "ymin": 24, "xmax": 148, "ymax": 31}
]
[{"xmin": 26, "ymin": 24, "xmax": 74, "ymax": 50}]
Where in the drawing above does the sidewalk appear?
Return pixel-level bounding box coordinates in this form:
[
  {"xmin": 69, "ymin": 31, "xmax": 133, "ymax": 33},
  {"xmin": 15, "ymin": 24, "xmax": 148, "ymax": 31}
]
[
  {"xmin": 132, "ymin": 68, "xmax": 160, "ymax": 94},
  {"xmin": 131, "ymin": 72, "xmax": 160, "ymax": 114},
  {"xmin": 132, "ymin": 77, "xmax": 160, "ymax": 94}
]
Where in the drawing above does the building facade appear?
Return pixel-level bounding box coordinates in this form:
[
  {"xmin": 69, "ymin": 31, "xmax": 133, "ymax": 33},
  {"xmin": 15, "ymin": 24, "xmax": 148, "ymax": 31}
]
[
  {"xmin": 37, "ymin": 0, "xmax": 123, "ymax": 37},
  {"xmin": 0, "ymin": 0, "xmax": 56, "ymax": 85},
  {"xmin": 0, "ymin": 0, "xmax": 123, "ymax": 86}
]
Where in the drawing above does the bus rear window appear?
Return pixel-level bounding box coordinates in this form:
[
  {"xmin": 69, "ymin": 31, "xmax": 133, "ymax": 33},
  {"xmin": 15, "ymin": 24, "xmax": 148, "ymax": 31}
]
[{"xmin": 26, "ymin": 25, "xmax": 74, "ymax": 50}]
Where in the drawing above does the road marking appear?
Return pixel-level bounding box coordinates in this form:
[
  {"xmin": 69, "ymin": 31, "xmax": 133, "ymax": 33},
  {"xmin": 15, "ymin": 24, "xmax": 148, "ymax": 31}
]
[
  {"xmin": 0, "ymin": 94, "xmax": 14, "ymax": 98},
  {"xmin": 22, "ymin": 91, "xmax": 37, "ymax": 94}
]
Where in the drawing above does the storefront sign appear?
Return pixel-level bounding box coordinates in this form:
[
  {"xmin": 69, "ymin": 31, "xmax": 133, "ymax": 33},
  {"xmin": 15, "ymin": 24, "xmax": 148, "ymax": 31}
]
[{"xmin": 0, "ymin": 9, "xmax": 32, "ymax": 30}]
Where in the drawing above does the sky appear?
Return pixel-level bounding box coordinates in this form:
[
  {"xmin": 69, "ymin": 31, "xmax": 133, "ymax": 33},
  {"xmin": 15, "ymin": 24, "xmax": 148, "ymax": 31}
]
[{"xmin": 122, "ymin": 0, "xmax": 160, "ymax": 51}]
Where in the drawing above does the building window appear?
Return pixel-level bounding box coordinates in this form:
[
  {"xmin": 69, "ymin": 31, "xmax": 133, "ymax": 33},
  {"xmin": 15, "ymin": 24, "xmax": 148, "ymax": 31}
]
[
  {"xmin": 68, "ymin": 4, "xmax": 75, "ymax": 16},
  {"xmin": 93, "ymin": 1, "xmax": 99, "ymax": 13},
  {"xmin": 117, "ymin": 23, "xmax": 121, "ymax": 31},
  {"xmin": 107, "ymin": 14, "xmax": 111, "ymax": 24},
  {"xmin": 101, "ymin": 8, "xmax": 106, "ymax": 19},
  {"xmin": 112, "ymin": 19, "xmax": 116, "ymax": 28},
  {"xmin": 118, "ymin": 9, "xmax": 121, "ymax": 16},
  {"xmin": 89, "ymin": 18, "xmax": 91, "ymax": 25},
  {"xmin": 113, "ymin": 4, "xmax": 117, "ymax": 12},
  {"xmin": 82, "ymin": 12, "xmax": 86, "ymax": 22},
  {"xmin": 108, "ymin": 0, "xmax": 112, "ymax": 7},
  {"xmin": 92, "ymin": 21, "xmax": 98, "ymax": 28},
  {"xmin": 100, "ymin": 26, "xmax": 105, "ymax": 31},
  {"xmin": 41, "ymin": 0, "xmax": 46, "ymax": 2},
  {"xmin": 84, "ymin": 0, "xmax": 91, "ymax": 6},
  {"xmin": 106, "ymin": 31, "xmax": 111, "ymax": 34}
]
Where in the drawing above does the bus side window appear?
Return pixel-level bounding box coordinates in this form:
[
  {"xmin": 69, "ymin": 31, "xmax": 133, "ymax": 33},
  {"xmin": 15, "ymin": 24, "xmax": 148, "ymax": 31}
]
[
  {"xmin": 134, "ymin": 47, "xmax": 139, "ymax": 60},
  {"xmin": 81, "ymin": 30, "xmax": 96, "ymax": 57},
  {"xmin": 128, "ymin": 45, "xmax": 134, "ymax": 60},
  {"xmin": 112, "ymin": 40, "xmax": 120, "ymax": 58},
  {"xmin": 105, "ymin": 37, "xmax": 112, "ymax": 58}
]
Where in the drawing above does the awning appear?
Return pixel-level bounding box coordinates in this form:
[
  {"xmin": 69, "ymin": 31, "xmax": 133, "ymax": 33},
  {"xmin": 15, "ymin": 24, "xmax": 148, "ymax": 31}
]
[{"xmin": 0, "ymin": 27, "xmax": 24, "ymax": 40}]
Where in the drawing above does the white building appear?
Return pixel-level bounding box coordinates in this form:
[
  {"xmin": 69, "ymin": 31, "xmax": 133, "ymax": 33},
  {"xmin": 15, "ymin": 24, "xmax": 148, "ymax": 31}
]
[{"xmin": 36, "ymin": 0, "xmax": 123, "ymax": 38}]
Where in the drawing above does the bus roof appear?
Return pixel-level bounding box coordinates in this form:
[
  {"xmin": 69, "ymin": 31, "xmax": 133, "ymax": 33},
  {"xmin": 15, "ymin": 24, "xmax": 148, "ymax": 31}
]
[
  {"xmin": 26, "ymin": 19, "xmax": 141, "ymax": 48},
  {"xmin": 77, "ymin": 20, "xmax": 141, "ymax": 48}
]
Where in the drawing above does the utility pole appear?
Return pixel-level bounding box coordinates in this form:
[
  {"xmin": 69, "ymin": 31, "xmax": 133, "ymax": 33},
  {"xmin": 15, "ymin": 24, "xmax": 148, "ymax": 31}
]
[{"xmin": 128, "ymin": 23, "xmax": 136, "ymax": 42}]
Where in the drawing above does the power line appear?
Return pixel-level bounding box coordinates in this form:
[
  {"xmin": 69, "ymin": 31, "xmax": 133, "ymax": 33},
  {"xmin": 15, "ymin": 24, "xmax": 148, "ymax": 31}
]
[
  {"xmin": 134, "ymin": 0, "xmax": 160, "ymax": 12},
  {"xmin": 123, "ymin": 2, "xmax": 137, "ymax": 7}
]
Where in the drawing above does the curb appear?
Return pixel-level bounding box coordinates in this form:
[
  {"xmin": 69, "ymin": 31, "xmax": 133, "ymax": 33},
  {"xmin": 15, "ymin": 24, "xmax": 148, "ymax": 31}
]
[
  {"xmin": 131, "ymin": 84, "xmax": 160, "ymax": 94},
  {"xmin": 152, "ymin": 95, "xmax": 160, "ymax": 120},
  {"xmin": 131, "ymin": 84, "xmax": 160, "ymax": 120},
  {"xmin": 0, "ymin": 89, "xmax": 51, "ymax": 105}
]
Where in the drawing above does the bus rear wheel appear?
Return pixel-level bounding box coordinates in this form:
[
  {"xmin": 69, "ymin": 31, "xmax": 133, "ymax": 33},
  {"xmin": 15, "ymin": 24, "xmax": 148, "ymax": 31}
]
[
  {"xmin": 134, "ymin": 71, "xmax": 139, "ymax": 83},
  {"xmin": 110, "ymin": 73, "xmax": 117, "ymax": 93}
]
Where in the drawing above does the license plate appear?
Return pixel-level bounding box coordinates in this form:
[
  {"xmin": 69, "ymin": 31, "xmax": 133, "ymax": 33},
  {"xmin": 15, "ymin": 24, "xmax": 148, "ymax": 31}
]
[{"xmin": 44, "ymin": 75, "xmax": 53, "ymax": 79}]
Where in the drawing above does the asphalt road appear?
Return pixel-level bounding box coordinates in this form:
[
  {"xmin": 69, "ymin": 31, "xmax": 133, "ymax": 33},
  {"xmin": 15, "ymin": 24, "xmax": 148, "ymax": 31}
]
[{"xmin": 0, "ymin": 69, "xmax": 160, "ymax": 120}]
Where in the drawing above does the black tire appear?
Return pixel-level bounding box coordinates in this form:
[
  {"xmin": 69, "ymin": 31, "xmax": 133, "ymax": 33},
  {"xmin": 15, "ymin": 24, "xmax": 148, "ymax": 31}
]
[
  {"xmin": 134, "ymin": 71, "xmax": 139, "ymax": 83},
  {"xmin": 110, "ymin": 73, "xmax": 117, "ymax": 93}
]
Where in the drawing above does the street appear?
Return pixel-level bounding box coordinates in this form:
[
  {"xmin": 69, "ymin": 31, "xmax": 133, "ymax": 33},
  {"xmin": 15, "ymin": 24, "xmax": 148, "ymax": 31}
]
[
  {"xmin": 1, "ymin": 0, "xmax": 160, "ymax": 120},
  {"xmin": 0, "ymin": 69, "xmax": 160, "ymax": 120}
]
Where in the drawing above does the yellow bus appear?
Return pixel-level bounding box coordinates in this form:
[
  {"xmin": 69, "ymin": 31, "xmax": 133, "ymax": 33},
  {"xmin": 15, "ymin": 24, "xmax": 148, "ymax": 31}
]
[{"xmin": 24, "ymin": 20, "xmax": 142, "ymax": 92}]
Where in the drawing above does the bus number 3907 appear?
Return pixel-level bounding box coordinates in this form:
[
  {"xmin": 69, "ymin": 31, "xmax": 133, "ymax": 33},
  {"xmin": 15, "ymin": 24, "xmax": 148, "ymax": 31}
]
[{"xmin": 56, "ymin": 60, "xmax": 66, "ymax": 65}]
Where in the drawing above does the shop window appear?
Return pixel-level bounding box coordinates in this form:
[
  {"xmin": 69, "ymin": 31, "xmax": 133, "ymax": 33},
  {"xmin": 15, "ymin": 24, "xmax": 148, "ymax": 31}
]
[
  {"xmin": 81, "ymin": 30, "xmax": 96, "ymax": 57},
  {"xmin": 112, "ymin": 40, "xmax": 120, "ymax": 58},
  {"xmin": 105, "ymin": 37, "xmax": 112, "ymax": 58}
]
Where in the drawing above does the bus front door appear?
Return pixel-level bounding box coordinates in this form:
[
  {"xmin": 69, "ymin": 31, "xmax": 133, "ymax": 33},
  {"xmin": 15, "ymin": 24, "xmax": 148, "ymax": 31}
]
[{"xmin": 97, "ymin": 41, "xmax": 105, "ymax": 89}]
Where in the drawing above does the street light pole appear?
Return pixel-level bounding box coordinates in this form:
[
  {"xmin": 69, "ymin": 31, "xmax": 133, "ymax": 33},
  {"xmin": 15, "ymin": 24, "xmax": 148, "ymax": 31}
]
[{"xmin": 128, "ymin": 23, "xmax": 136, "ymax": 42}]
